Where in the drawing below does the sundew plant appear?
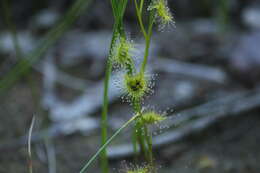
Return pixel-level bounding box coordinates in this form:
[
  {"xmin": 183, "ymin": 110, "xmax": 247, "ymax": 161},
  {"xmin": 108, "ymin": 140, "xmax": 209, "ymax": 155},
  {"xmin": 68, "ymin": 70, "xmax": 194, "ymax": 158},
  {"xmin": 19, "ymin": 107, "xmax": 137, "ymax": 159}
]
[{"xmin": 79, "ymin": 0, "xmax": 174, "ymax": 172}]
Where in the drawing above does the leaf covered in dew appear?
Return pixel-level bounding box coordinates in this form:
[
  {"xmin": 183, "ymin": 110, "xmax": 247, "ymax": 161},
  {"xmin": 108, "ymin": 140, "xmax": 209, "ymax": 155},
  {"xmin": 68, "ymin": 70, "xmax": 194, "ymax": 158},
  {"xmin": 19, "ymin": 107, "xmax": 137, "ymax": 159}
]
[
  {"xmin": 148, "ymin": 0, "xmax": 175, "ymax": 30},
  {"xmin": 137, "ymin": 110, "xmax": 166, "ymax": 126},
  {"xmin": 111, "ymin": 35, "xmax": 135, "ymax": 70}
]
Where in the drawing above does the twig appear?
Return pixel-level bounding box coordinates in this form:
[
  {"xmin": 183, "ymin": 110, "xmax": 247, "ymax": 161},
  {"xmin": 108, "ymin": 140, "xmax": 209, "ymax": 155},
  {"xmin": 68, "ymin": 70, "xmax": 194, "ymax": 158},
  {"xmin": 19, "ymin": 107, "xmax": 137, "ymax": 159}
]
[
  {"xmin": 153, "ymin": 58, "xmax": 229, "ymax": 85},
  {"xmin": 28, "ymin": 116, "xmax": 36, "ymax": 173}
]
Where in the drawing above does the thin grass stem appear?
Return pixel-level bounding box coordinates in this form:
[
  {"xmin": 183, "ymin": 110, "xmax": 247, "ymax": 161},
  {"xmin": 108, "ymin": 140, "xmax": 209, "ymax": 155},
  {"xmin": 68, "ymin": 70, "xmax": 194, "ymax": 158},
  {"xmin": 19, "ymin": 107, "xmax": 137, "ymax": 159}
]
[
  {"xmin": 100, "ymin": 23, "xmax": 119, "ymax": 173},
  {"xmin": 79, "ymin": 114, "xmax": 139, "ymax": 173},
  {"xmin": 100, "ymin": 1, "xmax": 129, "ymax": 172}
]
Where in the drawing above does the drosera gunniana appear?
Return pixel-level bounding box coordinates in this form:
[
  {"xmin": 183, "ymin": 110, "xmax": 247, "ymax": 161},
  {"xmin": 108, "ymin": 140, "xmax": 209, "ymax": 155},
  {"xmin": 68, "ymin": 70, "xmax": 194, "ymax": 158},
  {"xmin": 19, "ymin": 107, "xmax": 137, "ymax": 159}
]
[
  {"xmin": 148, "ymin": 0, "xmax": 175, "ymax": 30},
  {"xmin": 79, "ymin": 0, "xmax": 175, "ymax": 172}
]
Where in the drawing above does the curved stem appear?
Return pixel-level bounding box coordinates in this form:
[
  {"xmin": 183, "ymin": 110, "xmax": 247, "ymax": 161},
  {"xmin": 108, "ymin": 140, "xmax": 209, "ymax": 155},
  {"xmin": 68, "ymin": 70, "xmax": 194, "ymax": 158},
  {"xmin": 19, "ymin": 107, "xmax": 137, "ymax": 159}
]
[
  {"xmin": 79, "ymin": 114, "xmax": 139, "ymax": 173},
  {"xmin": 140, "ymin": 15, "xmax": 155, "ymax": 74},
  {"xmin": 134, "ymin": 0, "xmax": 147, "ymax": 38},
  {"xmin": 140, "ymin": 37, "xmax": 151, "ymax": 74}
]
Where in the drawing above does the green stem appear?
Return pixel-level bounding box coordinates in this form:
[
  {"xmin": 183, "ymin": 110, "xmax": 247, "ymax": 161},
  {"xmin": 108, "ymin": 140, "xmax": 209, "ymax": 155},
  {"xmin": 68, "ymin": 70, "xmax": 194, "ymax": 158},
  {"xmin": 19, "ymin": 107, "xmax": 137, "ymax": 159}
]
[
  {"xmin": 136, "ymin": 122, "xmax": 149, "ymax": 160},
  {"xmin": 132, "ymin": 1, "xmax": 156, "ymax": 160},
  {"xmin": 100, "ymin": 63, "xmax": 112, "ymax": 173},
  {"xmin": 134, "ymin": 0, "xmax": 147, "ymax": 38},
  {"xmin": 100, "ymin": 23, "xmax": 119, "ymax": 173},
  {"xmin": 132, "ymin": 98, "xmax": 149, "ymax": 160},
  {"xmin": 100, "ymin": 1, "xmax": 129, "ymax": 171},
  {"xmin": 139, "ymin": 0, "xmax": 144, "ymax": 13},
  {"xmin": 79, "ymin": 114, "xmax": 139, "ymax": 173},
  {"xmin": 144, "ymin": 125, "xmax": 153, "ymax": 165},
  {"xmin": 132, "ymin": 123, "xmax": 138, "ymax": 161},
  {"xmin": 140, "ymin": 37, "xmax": 151, "ymax": 74},
  {"xmin": 140, "ymin": 15, "xmax": 155, "ymax": 74}
]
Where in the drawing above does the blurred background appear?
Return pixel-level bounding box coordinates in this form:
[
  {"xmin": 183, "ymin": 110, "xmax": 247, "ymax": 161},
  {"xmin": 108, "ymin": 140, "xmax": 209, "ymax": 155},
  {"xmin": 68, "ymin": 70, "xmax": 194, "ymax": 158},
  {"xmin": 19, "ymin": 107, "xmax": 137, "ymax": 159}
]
[{"xmin": 0, "ymin": 0, "xmax": 260, "ymax": 172}]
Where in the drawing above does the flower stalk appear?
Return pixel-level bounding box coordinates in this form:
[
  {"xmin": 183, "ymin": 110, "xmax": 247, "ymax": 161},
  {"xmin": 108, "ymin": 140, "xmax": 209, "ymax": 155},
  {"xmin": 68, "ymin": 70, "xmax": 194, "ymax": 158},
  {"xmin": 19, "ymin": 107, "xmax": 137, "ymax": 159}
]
[{"xmin": 100, "ymin": 0, "xmax": 129, "ymax": 172}]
